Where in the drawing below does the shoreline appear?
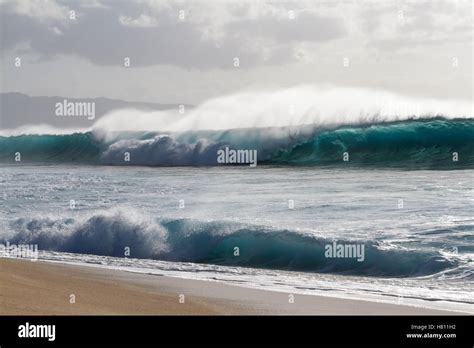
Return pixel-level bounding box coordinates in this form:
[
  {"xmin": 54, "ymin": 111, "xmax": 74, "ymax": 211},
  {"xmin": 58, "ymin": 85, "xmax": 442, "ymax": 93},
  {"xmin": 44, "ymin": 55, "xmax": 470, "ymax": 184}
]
[{"xmin": 0, "ymin": 258, "xmax": 466, "ymax": 315}]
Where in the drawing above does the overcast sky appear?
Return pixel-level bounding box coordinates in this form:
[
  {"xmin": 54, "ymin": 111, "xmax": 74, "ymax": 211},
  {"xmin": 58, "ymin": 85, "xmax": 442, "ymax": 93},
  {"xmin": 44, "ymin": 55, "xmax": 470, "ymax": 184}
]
[{"xmin": 1, "ymin": 0, "xmax": 472, "ymax": 104}]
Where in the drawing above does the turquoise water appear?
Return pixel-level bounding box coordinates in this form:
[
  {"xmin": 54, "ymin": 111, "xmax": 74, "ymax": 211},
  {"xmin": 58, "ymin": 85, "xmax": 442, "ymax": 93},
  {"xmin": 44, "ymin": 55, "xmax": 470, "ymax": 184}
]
[
  {"xmin": 0, "ymin": 165, "xmax": 472, "ymax": 312},
  {"xmin": 1, "ymin": 119, "xmax": 473, "ymax": 169}
]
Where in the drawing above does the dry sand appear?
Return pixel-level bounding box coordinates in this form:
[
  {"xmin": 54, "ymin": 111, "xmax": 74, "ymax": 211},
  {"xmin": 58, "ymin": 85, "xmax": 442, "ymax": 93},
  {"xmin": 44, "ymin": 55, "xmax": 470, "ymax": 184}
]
[{"xmin": 0, "ymin": 258, "xmax": 461, "ymax": 315}]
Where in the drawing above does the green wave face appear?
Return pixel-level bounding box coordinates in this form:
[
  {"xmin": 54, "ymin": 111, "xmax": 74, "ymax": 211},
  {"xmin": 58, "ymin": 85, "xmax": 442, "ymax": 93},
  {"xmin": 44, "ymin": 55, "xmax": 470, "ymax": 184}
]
[
  {"xmin": 0, "ymin": 119, "xmax": 473, "ymax": 169},
  {"xmin": 0, "ymin": 132, "xmax": 101, "ymax": 164},
  {"xmin": 267, "ymin": 119, "xmax": 474, "ymax": 169}
]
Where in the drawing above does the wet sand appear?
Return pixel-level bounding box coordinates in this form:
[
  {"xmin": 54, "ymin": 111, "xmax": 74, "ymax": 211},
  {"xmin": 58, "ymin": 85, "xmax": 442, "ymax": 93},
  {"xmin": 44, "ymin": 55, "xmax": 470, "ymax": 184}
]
[{"xmin": 0, "ymin": 258, "xmax": 461, "ymax": 315}]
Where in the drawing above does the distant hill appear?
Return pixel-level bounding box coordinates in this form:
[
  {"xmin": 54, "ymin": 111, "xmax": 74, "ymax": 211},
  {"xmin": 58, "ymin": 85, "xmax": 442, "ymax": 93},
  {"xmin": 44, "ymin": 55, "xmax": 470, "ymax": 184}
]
[{"xmin": 0, "ymin": 92, "xmax": 190, "ymax": 129}]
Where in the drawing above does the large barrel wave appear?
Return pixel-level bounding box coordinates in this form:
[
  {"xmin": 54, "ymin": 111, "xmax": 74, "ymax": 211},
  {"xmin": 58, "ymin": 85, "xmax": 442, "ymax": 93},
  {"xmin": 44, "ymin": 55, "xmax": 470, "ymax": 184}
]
[
  {"xmin": 0, "ymin": 118, "xmax": 473, "ymax": 169},
  {"xmin": 268, "ymin": 118, "xmax": 474, "ymax": 168}
]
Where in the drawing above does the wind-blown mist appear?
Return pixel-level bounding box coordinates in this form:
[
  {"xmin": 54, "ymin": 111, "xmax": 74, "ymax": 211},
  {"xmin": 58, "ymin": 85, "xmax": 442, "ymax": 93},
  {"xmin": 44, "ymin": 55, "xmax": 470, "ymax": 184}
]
[{"xmin": 92, "ymin": 85, "xmax": 473, "ymax": 136}]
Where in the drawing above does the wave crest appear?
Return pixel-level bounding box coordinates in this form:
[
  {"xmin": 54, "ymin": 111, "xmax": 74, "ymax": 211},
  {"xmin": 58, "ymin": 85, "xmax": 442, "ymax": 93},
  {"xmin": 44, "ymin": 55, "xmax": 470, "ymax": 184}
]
[
  {"xmin": 101, "ymin": 135, "xmax": 225, "ymax": 166},
  {"xmin": 3, "ymin": 210, "xmax": 462, "ymax": 277},
  {"xmin": 1, "ymin": 119, "xmax": 473, "ymax": 168}
]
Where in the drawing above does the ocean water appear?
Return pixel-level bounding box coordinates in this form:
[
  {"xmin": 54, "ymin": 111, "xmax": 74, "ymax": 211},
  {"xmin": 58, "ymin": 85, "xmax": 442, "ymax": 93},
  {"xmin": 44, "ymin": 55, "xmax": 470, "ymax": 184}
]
[
  {"xmin": 1, "ymin": 119, "xmax": 474, "ymax": 169},
  {"xmin": 0, "ymin": 164, "xmax": 473, "ymax": 313}
]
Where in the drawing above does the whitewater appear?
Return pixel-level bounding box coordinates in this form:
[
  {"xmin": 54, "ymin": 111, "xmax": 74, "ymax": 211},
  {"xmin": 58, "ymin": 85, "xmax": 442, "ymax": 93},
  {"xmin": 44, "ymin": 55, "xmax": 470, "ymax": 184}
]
[{"xmin": 0, "ymin": 86, "xmax": 473, "ymax": 313}]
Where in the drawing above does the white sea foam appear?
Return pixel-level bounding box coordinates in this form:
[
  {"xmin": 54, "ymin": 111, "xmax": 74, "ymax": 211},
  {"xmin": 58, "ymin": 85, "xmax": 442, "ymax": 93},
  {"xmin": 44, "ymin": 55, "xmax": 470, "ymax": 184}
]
[
  {"xmin": 2, "ymin": 86, "xmax": 472, "ymax": 137},
  {"xmin": 92, "ymin": 85, "xmax": 474, "ymax": 136}
]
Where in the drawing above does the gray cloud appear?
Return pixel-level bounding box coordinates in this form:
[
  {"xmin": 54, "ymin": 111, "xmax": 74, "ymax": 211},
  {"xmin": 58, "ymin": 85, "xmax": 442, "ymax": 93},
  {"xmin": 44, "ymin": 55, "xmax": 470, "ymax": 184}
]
[
  {"xmin": 1, "ymin": 0, "xmax": 346, "ymax": 69},
  {"xmin": 227, "ymin": 12, "xmax": 345, "ymax": 43},
  {"xmin": 1, "ymin": 0, "xmax": 471, "ymax": 106}
]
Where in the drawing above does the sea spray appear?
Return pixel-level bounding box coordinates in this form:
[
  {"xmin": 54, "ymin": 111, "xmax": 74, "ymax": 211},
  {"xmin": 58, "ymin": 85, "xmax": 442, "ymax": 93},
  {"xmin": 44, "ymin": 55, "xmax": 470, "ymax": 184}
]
[{"xmin": 0, "ymin": 119, "xmax": 473, "ymax": 168}]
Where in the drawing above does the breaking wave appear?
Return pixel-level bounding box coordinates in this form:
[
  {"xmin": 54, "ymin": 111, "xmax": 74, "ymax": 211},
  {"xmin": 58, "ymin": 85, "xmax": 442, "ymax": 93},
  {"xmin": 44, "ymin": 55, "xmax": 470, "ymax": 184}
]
[
  {"xmin": 0, "ymin": 118, "xmax": 473, "ymax": 168},
  {"xmin": 2, "ymin": 210, "xmax": 466, "ymax": 278}
]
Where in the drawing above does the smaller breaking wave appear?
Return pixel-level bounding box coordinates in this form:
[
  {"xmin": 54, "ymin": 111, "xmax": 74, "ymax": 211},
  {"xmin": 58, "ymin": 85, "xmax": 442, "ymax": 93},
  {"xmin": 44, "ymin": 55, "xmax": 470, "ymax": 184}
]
[{"xmin": 2, "ymin": 209, "xmax": 465, "ymax": 278}]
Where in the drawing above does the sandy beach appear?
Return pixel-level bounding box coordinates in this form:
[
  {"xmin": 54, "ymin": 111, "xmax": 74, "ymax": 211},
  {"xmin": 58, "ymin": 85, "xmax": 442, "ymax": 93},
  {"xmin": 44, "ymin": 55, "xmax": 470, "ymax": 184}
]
[{"xmin": 0, "ymin": 258, "xmax": 463, "ymax": 315}]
